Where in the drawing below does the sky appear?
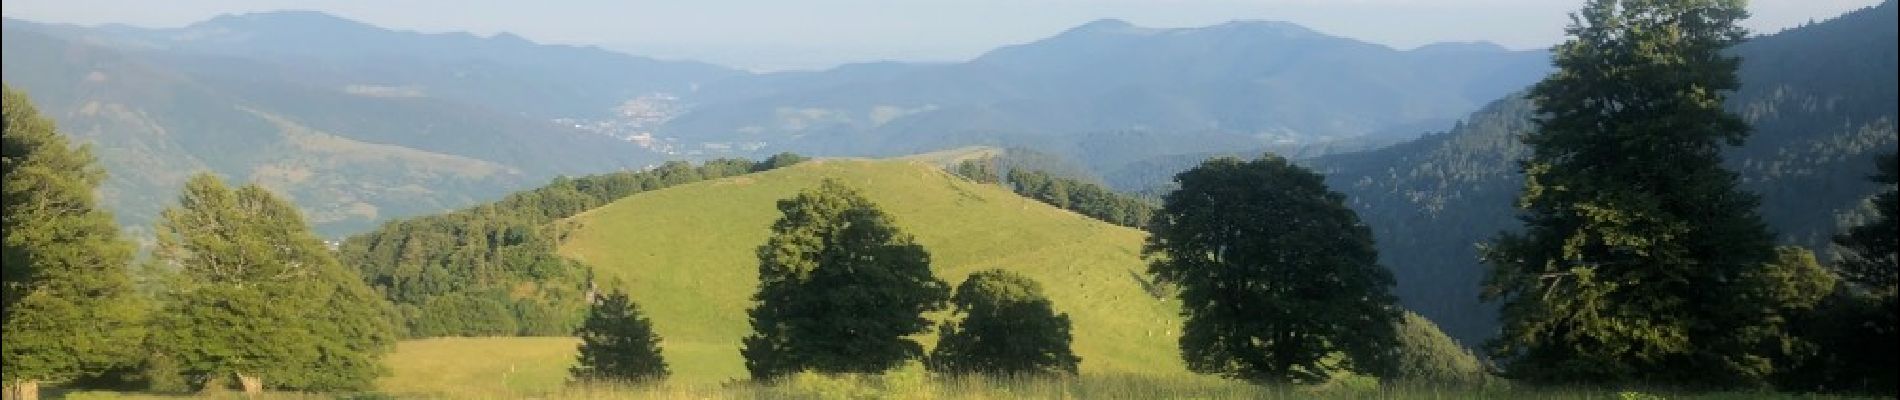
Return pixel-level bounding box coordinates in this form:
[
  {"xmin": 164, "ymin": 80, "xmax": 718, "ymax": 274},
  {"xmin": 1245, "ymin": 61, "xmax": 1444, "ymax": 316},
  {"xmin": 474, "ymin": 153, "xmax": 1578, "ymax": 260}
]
[{"xmin": 1, "ymin": 0, "xmax": 1884, "ymax": 71}]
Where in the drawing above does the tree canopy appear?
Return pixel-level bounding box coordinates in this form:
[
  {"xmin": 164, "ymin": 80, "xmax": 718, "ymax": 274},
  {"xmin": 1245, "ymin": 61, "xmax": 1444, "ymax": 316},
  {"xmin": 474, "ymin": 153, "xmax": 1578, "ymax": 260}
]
[
  {"xmin": 148, "ymin": 174, "xmax": 397, "ymax": 392},
  {"xmin": 1146, "ymin": 154, "xmax": 1400, "ymax": 384},
  {"xmin": 1, "ymin": 86, "xmax": 148, "ymax": 398},
  {"xmin": 741, "ymin": 180, "xmax": 950, "ymax": 380},
  {"xmin": 927, "ymin": 269, "xmax": 1080, "ymax": 376},
  {"xmin": 570, "ymin": 286, "xmax": 669, "ymax": 384},
  {"xmin": 1480, "ymin": 0, "xmax": 1800, "ymax": 387}
]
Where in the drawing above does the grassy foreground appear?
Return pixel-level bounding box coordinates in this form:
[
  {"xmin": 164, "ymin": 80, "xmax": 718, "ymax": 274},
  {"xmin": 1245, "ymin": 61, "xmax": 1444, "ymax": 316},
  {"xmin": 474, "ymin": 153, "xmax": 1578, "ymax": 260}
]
[
  {"xmin": 555, "ymin": 159, "xmax": 1185, "ymax": 384},
  {"xmin": 362, "ymin": 337, "xmax": 1855, "ymax": 399},
  {"xmin": 56, "ymin": 335, "xmax": 1867, "ymax": 399}
]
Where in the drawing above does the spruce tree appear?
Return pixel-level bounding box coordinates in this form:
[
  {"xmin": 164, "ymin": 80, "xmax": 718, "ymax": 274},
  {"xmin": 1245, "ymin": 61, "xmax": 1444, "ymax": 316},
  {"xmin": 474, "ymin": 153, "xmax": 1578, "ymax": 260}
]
[
  {"xmin": 740, "ymin": 180, "xmax": 950, "ymax": 380},
  {"xmin": 1834, "ymin": 153, "xmax": 1897, "ymax": 300},
  {"xmin": 149, "ymin": 175, "xmax": 396, "ymax": 393},
  {"xmin": 570, "ymin": 287, "xmax": 669, "ymax": 384},
  {"xmin": 927, "ymin": 269, "xmax": 1080, "ymax": 376},
  {"xmin": 2, "ymin": 86, "xmax": 148, "ymax": 400},
  {"xmin": 1145, "ymin": 155, "xmax": 1400, "ymax": 384},
  {"xmin": 1480, "ymin": 0, "xmax": 1788, "ymax": 386},
  {"xmin": 1814, "ymin": 153, "xmax": 1899, "ymax": 393}
]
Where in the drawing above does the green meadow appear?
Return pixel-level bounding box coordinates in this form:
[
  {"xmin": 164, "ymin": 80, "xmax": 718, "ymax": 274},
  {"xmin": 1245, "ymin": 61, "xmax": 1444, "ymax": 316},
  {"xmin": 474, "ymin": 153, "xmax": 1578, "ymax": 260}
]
[{"xmin": 555, "ymin": 158, "xmax": 1186, "ymax": 384}]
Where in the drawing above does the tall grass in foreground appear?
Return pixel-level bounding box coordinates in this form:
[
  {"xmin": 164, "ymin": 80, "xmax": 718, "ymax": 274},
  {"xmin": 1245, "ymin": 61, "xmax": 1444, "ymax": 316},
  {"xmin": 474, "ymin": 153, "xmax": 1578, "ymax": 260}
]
[
  {"xmin": 57, "ymin": 372, "xmax": 1881, "ymax": 400},
  {"xmin": 539, "ymin": 369, "xmax": 1867, "ymax": 400}
]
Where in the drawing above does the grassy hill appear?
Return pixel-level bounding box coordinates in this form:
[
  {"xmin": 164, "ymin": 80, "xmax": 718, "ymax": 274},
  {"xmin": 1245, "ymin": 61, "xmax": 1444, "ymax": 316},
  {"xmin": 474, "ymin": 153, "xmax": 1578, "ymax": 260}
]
[{"xmin": 554, "ymin": 158, "xmax": 1187, "ymax": 384}]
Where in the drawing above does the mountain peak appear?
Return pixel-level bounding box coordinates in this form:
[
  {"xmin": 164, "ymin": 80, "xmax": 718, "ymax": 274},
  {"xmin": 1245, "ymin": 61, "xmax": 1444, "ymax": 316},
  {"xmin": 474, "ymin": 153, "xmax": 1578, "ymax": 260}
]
[
  {"xmin": 191, "ymin": 10, "xmax": 375, "ymax": 32},
  {"xmin": 1076, "ymin": 18, "xmax": 1135, "ymax": 30},
  {"xmin": 1059, "ymin": 18, "xmax": 1151, "ymax": 37},
  {"xmin": 1206, "ymin": 20, "xmax": 1316, "ymax": 35},
  {"xmin": 1410, "ymin": 41, "xmax": 1509, "ymax": 53}
]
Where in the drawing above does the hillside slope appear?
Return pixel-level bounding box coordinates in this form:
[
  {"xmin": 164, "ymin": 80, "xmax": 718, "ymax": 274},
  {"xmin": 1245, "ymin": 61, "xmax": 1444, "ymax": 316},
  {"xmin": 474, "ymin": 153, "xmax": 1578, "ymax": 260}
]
[{"xmin": 556, "ymin": 159, "xmax": 1186, "ymax": 383}]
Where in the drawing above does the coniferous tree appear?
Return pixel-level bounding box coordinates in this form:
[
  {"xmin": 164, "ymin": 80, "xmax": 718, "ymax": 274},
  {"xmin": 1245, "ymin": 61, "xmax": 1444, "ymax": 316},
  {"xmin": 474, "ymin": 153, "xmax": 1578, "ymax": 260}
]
[
  {"xmin": 2, "ymin": 86, "xmax": 148, "ymax": 400},
  {"xmin": 1800, "ymin": 153, "xmax": 1900, "ymax": 394},
  {"xmin": 1834, "ymin": 153, "xmax": 1897, "ymax": 301},
  {"xmin": 740, "ymin": 180, "xmax": 950, "ymax": 380},
  {"xmin": 1145, "ymin": 155, "xmax": 1400, "ymax": 384},
  {"xmin": 570, "ymin": 287, "xmax": 669, "ymax": 384},
  {"xmin": 1480, "ymin": 0, "xmax": 1791, "ymax": 386},
  {"xmin": 928, "ymin": 269, "xmax": 1079, "ymax": 376},
  {"xmin": 148, "ymin": 175, "xmax": 396, "ymax": 393}
]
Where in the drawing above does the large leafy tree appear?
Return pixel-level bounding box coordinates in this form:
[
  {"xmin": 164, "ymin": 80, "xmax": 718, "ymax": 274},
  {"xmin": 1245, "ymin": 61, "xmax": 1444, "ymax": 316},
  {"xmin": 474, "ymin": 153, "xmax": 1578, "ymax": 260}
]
[
  {"xmin": 149, "ymin": 174, "xmax": 397, "ymax": 393},
  {"xmin": 1480, "ymin": 0, "xmax": 1795, "ymax": 386},
  {"xmin": 740, "ymin": 180, "xmax": 950, "ymax": 380},
  {"xmin": 570, "ymin": 287, "xmax": 669, "ymax": 384},
  {"xmin": 1145, "ymin": 155, "xmax": 1400, "ymax": 384},
  {"xmin": 1, "ymin": 86, "xmax": 148, "ymax": 400},
  {"xmin": 927, "ymin": 269, "xmax": 1080, "ymax": 376}
]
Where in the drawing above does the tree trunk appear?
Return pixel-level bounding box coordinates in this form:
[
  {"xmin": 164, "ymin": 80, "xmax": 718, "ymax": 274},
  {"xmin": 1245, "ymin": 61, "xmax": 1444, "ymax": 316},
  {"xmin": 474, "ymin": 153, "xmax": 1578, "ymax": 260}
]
[
  {"xmin": 236, "ymin": 372, "xmax": 263, "ymax": 396},
  {"xmin": 4, "ymin": 380, "xmax": 40, "ymax": 400}
]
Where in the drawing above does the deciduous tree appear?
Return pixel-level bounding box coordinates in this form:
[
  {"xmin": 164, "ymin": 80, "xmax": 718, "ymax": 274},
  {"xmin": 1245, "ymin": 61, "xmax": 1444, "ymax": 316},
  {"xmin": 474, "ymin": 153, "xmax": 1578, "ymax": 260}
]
[
  {"xmin": 1, "ymin": 86, "xmax": 148, "ymax": 400},
  {"xmin": 149, "ymin": 175, "xmax": 396, "ymax": 393},
  {"xmin": 1146, "ymin": 155, "xmax": 1400, "ymax": 384},
  {"xmin": 741, "ymin": 180, "xmax": 949, "ymax": 380},
  {"xmin": 928, "ymin": 269, "xmax": 1079, "ymax": 376}
]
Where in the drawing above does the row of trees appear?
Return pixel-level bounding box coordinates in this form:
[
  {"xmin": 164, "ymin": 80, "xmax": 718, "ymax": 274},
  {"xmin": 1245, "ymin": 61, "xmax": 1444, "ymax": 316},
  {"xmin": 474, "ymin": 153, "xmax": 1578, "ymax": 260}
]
[
  {"xmin": 952, "ymin": 158, "xmax": 1157, "ymax": 229},
  {"xmin": 3, "ymin": 86, "xmax": 396, "ymax": 398},
  {"xmin": 341, "ymin": 153, "xmax": 809, "ymax": 337}
]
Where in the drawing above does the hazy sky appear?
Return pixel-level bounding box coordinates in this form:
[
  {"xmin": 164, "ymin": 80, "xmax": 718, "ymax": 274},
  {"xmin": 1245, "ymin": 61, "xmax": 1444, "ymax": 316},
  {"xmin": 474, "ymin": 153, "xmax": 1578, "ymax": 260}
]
[{"xmin": 1, "ymin": 0, "xmax": 1883, "ymax": 71}]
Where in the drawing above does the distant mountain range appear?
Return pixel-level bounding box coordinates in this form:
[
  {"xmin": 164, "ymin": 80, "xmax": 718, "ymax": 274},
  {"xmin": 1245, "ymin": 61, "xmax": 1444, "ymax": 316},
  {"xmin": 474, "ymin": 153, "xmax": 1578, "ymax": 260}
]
[
  {"xmin": 1, "ymin": 18, "xmax": 683, "ymax": 236},
  {"xmin": 1, "ymin": 11, "xmax": 1551, "ymax": 236},
  {"xmin": 665, "ymin": 18, "xmax": 1550, "ymax": 171}
]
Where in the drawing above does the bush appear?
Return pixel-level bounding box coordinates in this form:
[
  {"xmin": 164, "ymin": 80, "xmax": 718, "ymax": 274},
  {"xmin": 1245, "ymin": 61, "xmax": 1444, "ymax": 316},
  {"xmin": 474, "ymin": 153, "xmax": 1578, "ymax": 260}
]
[{"xmin": 1393, "ymin": 312, "xmax": 1492, "ymax": 386}]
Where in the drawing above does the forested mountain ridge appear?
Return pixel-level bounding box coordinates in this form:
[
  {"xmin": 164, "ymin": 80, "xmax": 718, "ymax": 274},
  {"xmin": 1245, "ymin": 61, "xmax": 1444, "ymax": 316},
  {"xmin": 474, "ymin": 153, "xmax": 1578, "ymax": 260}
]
[
  {"xmin": 0, "ymin": 25, "xmax": 661, "ymax": 236},
  {"xmin": 659, "ymin": 18, "xmax": 1548, "ymax": 172},
  {"xmin": 1314, "ymin": 0, "xmax": 1900, "ymax": 346},
  {"xmin": 3, "ymin": 11, "xmax": 742, "ymax": 120}
]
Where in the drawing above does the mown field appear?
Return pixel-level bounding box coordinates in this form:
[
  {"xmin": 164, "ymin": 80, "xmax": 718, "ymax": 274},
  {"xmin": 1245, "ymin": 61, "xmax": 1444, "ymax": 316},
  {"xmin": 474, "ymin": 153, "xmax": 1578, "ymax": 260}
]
[{"xmin": 554, "ymin": 158, "xmax": 1186, "ymax": 384}]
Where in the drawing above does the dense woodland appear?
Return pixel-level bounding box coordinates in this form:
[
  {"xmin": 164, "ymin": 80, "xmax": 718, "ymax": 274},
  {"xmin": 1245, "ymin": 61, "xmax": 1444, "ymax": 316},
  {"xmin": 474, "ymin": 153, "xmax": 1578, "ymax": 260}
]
[{"xmin": 1, "ymin": 0, "xmax": 1897, "ymax": 398}]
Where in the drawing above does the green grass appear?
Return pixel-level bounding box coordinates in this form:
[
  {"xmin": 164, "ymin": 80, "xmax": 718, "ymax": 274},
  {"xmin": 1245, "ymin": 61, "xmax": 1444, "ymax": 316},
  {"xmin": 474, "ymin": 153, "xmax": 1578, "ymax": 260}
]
[
  {"xmin": 554, "ymin": 159, "xmax": 1186, "ymax": 384},
  {"xmin": 364, "ymin": 342, "xmax": 1872, "ymax": 399},
  {"xmin": 375, "ymin": 337, "xmax": 580, "ymax": 399}
]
